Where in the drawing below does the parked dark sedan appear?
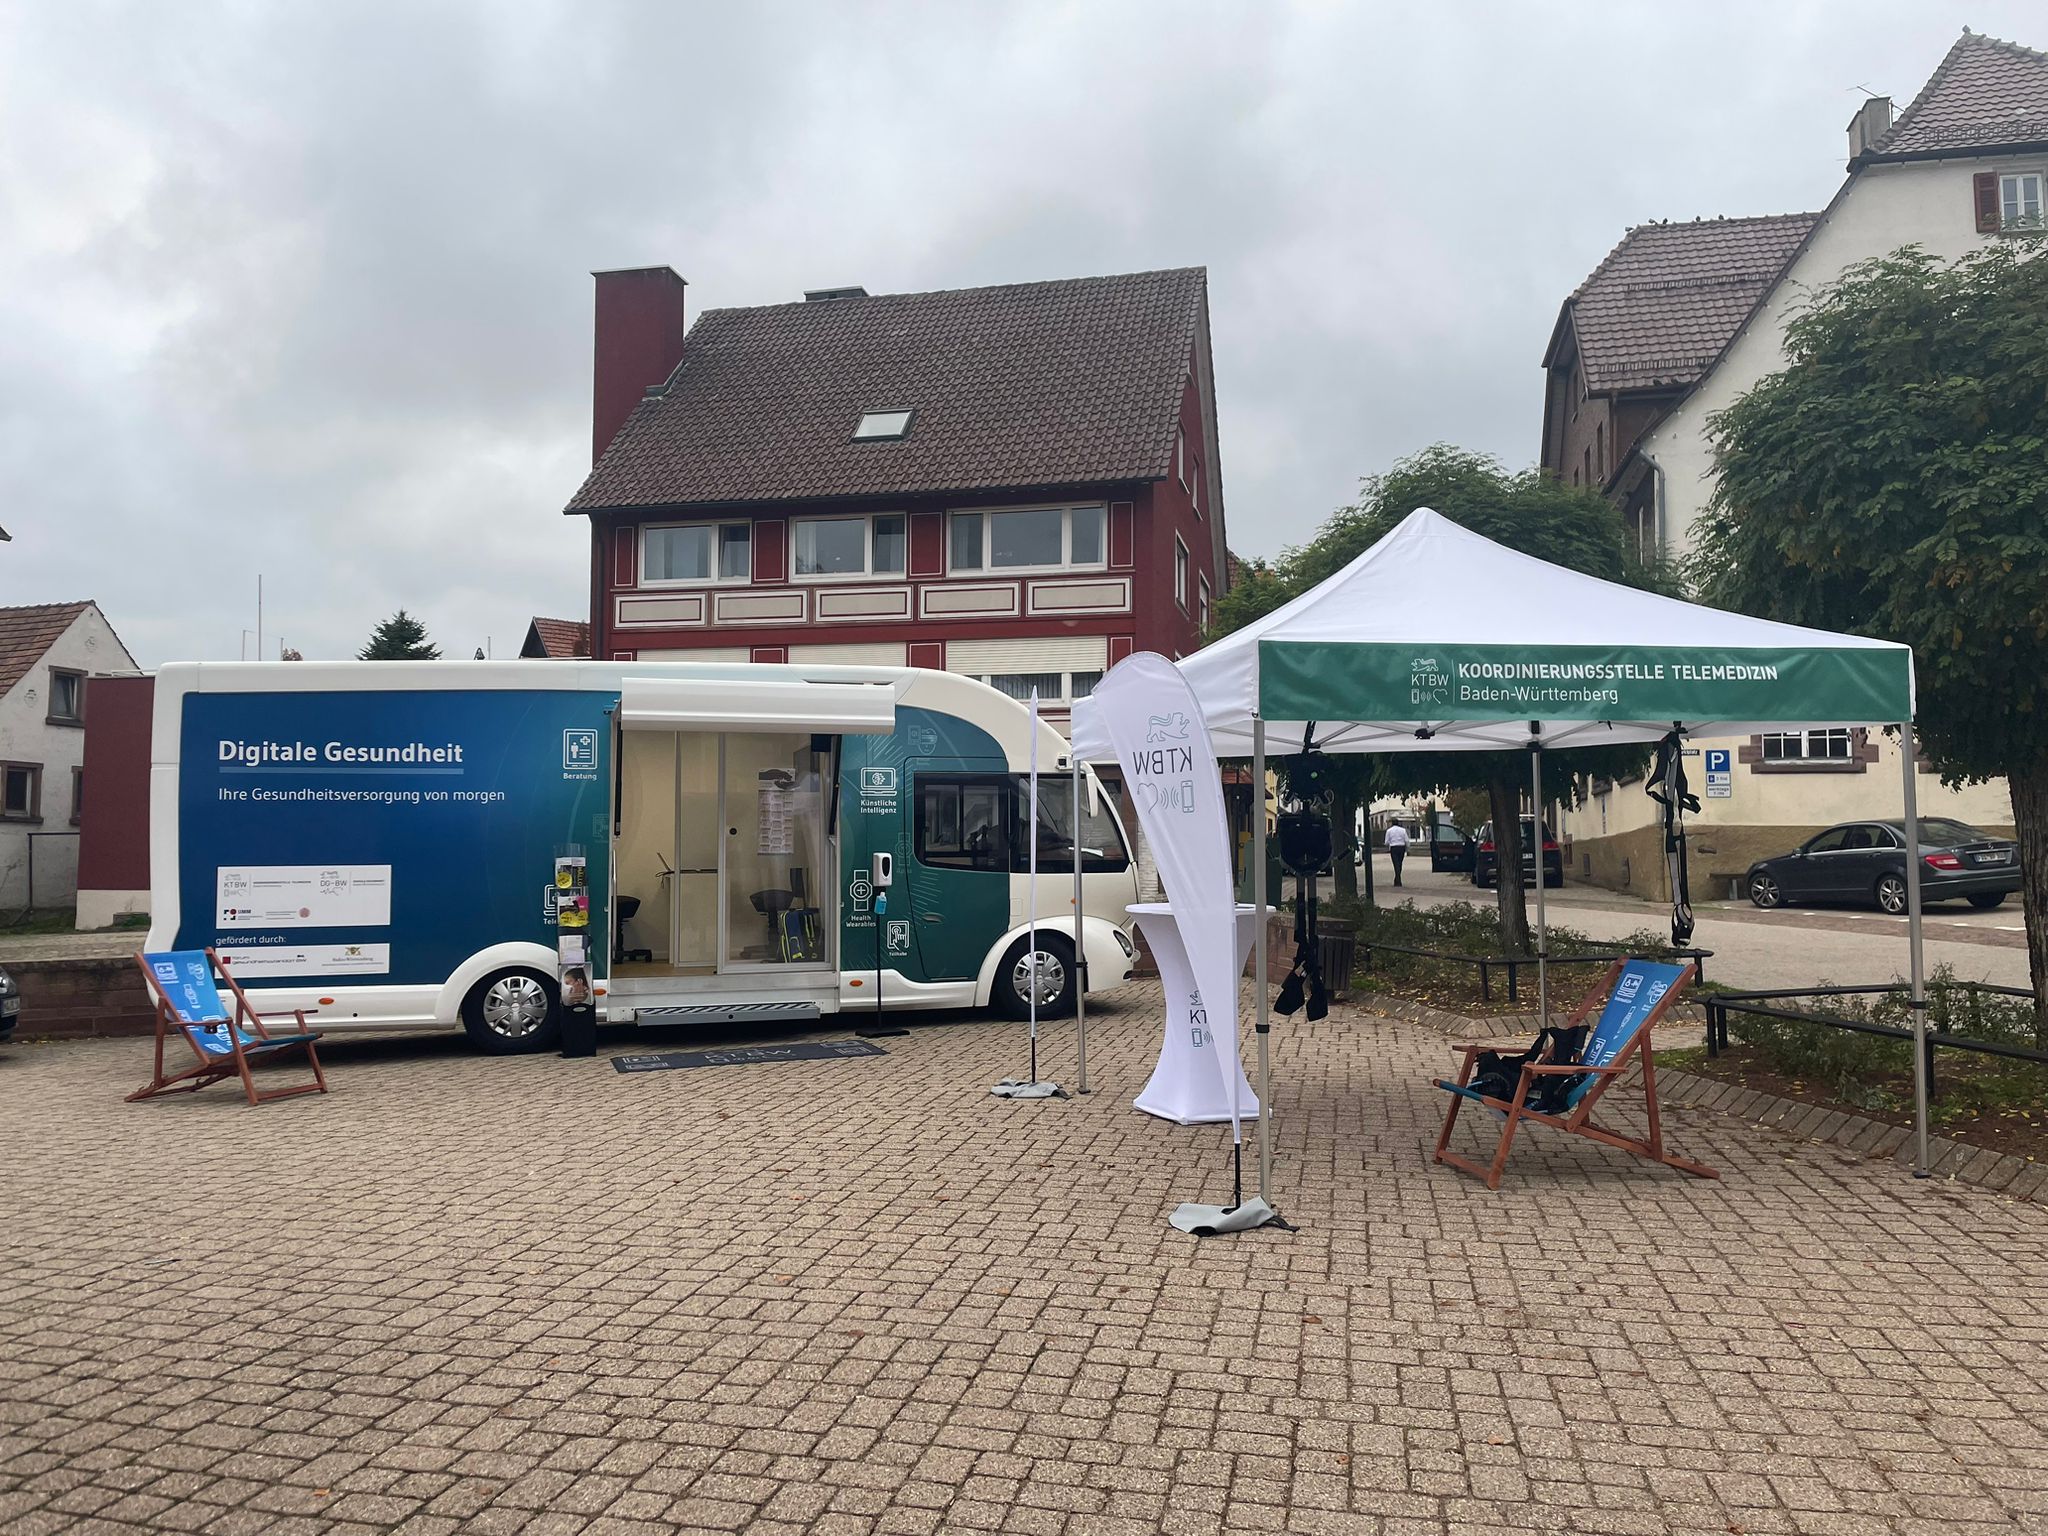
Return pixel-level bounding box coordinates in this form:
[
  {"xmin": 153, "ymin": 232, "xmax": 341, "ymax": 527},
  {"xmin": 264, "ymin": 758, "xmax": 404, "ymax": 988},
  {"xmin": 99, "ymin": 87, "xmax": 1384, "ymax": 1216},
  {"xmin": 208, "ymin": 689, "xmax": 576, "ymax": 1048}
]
[
  {"xmin": 1473, "ymin": 818, "xmax": 1564, "ymax": 889},
  {"xmin": 1428, "ymin": 820, "xmax": 1475, "ymax": 874},
  {"xmin": 1746, "ymin": 818, "xmax": 2020, "ymax": 913},
  {"xmin": 0, "ymin": 964, "xmax": 17, "ymax": 1043}
]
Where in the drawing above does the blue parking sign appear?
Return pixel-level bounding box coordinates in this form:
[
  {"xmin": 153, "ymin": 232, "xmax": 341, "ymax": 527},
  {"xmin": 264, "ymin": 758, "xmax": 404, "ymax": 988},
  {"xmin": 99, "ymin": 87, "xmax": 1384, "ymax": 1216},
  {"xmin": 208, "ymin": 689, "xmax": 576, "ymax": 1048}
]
[{"xmin": 1704, "ymin": 748, "xmax": 1732, "ymax": 798}]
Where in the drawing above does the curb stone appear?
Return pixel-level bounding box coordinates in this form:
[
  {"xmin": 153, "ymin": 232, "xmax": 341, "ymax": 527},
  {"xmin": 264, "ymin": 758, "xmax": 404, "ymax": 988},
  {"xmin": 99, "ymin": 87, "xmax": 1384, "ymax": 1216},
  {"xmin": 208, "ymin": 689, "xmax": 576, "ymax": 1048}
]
[{"xmin": 1660, "ymin": 1066, "xmax": 2041, "ymax": 1204}]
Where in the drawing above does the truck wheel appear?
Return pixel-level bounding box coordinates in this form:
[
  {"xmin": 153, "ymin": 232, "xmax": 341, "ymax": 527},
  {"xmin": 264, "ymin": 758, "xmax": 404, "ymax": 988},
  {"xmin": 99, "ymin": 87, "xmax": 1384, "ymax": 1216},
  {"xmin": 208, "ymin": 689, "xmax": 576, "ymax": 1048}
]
[
  {"xmin": 462, "ymin": 969, "xmax": 560, "ymax": 1054},
  {"xmin": 993, "ymin": 934, "xmax": 1075, "ymax": 1020}
]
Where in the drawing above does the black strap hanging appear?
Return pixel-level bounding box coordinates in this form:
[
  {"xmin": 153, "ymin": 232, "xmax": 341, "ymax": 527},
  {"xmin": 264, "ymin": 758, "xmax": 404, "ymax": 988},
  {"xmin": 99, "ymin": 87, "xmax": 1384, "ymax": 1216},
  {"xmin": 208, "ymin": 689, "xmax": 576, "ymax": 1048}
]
[{"xmin": 1644, "ymin": 727, "xmax": 1699, "ymax": 948}]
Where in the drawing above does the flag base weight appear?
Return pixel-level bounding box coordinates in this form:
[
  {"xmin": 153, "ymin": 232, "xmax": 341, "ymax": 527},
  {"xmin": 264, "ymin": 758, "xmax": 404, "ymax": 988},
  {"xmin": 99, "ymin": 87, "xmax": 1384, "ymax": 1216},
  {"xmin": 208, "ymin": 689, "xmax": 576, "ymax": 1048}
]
[
  {"xmin": 1168, "ymin": 1196, "xmax": 1287, "ymax": 1236},
  {"xmin": 991, "ymin": 1079, "xmax": 1067, "ymax": 1100}
]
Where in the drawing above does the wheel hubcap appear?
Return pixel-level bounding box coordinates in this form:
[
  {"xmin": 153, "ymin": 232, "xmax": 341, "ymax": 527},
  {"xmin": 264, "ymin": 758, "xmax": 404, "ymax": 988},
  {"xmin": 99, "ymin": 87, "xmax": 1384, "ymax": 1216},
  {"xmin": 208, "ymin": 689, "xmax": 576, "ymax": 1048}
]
[
  {"xmin": 1879, "ymin": 881, "xmax": 1906, "ymax": 913},
  {"xmin": 1012, "ymin": 950, "xmax": 1065, "ymax": 1007},
  {"xmin": 1753, "ymin": 877, "xmax": 1778, "ymax": 906},
  {"xmin": 482, "ymin": 975, "xmax": 549, "ymax": 1037}
]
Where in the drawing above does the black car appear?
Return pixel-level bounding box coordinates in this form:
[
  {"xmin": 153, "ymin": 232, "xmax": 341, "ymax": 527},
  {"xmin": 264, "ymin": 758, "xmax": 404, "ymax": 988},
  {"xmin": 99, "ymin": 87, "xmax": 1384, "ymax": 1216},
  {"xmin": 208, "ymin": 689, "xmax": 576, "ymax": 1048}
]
[
  {"xmin": 1428, "ymin": 820, "xmax": 1475, "ymax": 874},
  {"xmin": 0, "ymin": 964, "xmax": 17, "ymax": 1043},
  {"xmin": 1473, "ymin": 818, "xmax": 1564, "ymax": 889},
  {"xmin": 1745, "ymin": 818, "xmax": 2020, "ymax": 913}
]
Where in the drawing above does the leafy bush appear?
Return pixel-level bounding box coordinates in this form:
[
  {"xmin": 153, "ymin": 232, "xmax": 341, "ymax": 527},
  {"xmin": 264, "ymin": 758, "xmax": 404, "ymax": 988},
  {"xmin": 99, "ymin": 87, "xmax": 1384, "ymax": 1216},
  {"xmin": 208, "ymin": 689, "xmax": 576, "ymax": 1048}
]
[
  {"xmin": 1725, "ymin": 964, "xmax": 2048, "ymax": 1114},
  {"xmin": 1322, "ymin": 896, "xmax": 1689, "ymax": 1010}
]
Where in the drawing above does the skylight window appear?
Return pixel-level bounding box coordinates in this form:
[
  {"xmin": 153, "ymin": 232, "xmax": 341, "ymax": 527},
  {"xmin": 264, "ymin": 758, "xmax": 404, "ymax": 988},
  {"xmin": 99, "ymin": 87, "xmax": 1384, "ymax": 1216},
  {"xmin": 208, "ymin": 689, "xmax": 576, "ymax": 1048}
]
[{"xmin": 853, "ymin": 409, "xmax": 913, "ymax": 441}]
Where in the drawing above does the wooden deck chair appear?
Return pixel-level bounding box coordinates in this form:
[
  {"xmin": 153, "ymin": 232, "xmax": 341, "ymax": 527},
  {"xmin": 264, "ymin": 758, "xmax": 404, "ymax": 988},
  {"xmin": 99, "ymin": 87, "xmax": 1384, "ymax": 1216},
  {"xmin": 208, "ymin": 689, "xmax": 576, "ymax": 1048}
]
[
  {"xmin": 128, "ymin": 949, "xmax": 329, "ymax": 1107},
  {"xmin": 1432, "ymin": 957, "xmax": 1716, "ymax": 1188}
]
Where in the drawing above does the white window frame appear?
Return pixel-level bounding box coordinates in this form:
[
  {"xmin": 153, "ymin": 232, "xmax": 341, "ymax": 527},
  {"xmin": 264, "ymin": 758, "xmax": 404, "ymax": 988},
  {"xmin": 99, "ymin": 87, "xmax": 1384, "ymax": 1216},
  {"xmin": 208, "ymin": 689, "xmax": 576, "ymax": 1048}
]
[
  {"xmin": 640, "ymin": 521, "xmax": 754, "ymax": 588},
  {"xmin": 1759, "ymin": 729, "xmax": 1852, "ymax": 763},
  {"xmin": 1174, "ymin": 535, "xmax": 1190, "ymax": 613},
  {"xmin": 2000, "ymin": 170, "xmax": 2045, "ymax": 232},
  {"xmin": 945, "ymin": 504, "xmax": 1110, "ymax": 577},
  {"xmin": 789, "ymin": 512, "xmax": 908, "ymax": 583},
  {"xmin": 1176, "ymin": 427, "xmax": 1188, "ymax": 490},
  {"xmin": 1197, "ymin": 573, "xmax": 1211, "ymax": 632},
  {"xmin": 973, "ymin": 669, "xmax": 1105, "ymax": 705}
]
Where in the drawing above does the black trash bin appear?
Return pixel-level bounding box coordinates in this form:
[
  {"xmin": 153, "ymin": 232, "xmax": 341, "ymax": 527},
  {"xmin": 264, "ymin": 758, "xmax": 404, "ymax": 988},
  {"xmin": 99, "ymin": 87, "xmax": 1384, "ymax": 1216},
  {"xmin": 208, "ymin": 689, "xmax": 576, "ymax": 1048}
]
[{"xmin": 1316, "ymin": 916, "xmax": 1358, "ymax": 1003}]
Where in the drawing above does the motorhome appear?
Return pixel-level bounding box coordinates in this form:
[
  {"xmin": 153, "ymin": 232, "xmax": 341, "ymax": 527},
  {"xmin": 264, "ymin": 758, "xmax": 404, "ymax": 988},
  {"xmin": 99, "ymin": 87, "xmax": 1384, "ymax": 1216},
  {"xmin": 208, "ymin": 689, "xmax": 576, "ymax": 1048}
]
[{"xmin": 147, "ymin": 661, "xmax": 1138, "ymax": 1051}]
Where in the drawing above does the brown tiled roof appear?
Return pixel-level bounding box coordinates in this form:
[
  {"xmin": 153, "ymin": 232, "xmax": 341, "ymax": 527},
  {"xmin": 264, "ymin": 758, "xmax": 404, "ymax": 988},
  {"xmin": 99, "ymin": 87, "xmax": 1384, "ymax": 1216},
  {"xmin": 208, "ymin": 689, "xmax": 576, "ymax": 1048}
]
[
  {"xmin": 523, "ymin": 616, "xmax": 590, "ymax": 659},
  {"xmin": 0, "ymin": 601, "xmax": 92, "ymax": 699},
  {"xmin": 565, "ymin": 267, "xmax": 1206, "ymax": 513},
  {"xmin": 1562, "ymin": 215, "xmax": 1820, "ymax": 393},
  {"xmin": 1868, "ymin": 31, "xmax": 2048, "ymax": 160}
]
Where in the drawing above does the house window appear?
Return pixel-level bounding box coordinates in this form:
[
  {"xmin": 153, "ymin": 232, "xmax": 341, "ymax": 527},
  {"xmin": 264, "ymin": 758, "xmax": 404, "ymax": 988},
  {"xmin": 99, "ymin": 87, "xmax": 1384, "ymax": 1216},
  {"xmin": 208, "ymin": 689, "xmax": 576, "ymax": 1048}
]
[
  {"xmin": 1760, "ymin": 729, "xmax": 1851, "ymax": 762},
  {"xmin": 792, "ymin": 514, "xmax": 906, "ymax": 579},
  {"xmin": 643, "ymin": 522, "xmax": 751, "ymax": 585},
  {"xmin": 976, "ymin": 670, "xmax": 1103, "ymax": 704},
  {"xmin": 47, "ymin": 668, "xmax": 85, "ymax": 725},
  {"xmin": 1176, "ymin": 427, "xmax": 1188, "ymax": 489},
  {"xmin": 947, "ymin": 506, "xmax": 1109, "ymax": 573},
  {"xmin": 1198, "ymin": 575, "xmax": 1211, "ymax": 633},
  {"xmin": 1190, "ymin": 456, "xmax": 1202, "ymax": 518},
  {"xmin": 852, "ymin": 409, "xmax": 913, "ymax": 441},
  {"xmin": 950, "ymin": 512, "xmax": 984, "ymax": 571},
  {"xmin": 2, "ymin": 763, "xmax": 41, "ymax": 822},
  {"xmin": 1174, "ymin": 536, "xmax": 1190, "ymax": 611},
  {"xmin": 2001, "ymin": 171, "xmax": 2044, "ymax": 232},
  {"xmin": 71, "ymin": 766, "xmax": 83, "ymax": 826},
  {"xmin": 1595, "ymin": 423, "xmax": 1605, "ymax": 480}
]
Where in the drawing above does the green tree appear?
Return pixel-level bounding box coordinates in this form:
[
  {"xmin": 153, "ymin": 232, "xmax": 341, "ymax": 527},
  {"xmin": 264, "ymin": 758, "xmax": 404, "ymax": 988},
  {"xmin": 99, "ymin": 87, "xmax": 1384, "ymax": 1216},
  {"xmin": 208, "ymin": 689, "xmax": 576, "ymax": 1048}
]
[
  {"xmin": 358, "ymin": 610, "xmax": 442, "ymax": 661},
  {"xmin": 1695, "ymin": 242, "xmax": 2048, "ymax": 1030},
  {"xmin": 1216, "ymin": 445, "xmax": 1661, "ymax": 949}
]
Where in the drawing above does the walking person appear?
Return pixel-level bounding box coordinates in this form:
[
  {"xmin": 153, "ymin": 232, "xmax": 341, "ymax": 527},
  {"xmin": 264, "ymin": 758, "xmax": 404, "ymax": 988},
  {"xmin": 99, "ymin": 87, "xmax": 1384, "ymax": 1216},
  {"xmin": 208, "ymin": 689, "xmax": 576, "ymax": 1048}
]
[{"xmin": 1384, "ymin": 821, "xmax": 1409, "ymax": 887}]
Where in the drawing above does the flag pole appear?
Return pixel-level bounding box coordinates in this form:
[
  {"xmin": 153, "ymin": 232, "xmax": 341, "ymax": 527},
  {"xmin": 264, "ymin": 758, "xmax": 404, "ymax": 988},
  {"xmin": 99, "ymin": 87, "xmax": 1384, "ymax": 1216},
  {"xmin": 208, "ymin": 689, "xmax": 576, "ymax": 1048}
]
[
  {"xmin": 1073, "ymin": 744, "xmax": 1090, "ymax": 1093},
  {"xmin": 991, "ymin": 688, "xmax": 1063, "ymax": 1099}
]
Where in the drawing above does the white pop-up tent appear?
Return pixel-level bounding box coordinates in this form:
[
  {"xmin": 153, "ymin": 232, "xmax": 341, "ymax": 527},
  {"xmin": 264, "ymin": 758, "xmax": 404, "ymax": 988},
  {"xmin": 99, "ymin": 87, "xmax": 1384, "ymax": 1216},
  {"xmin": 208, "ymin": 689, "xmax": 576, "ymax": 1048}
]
[{"xmin": 1074, "ymin": 508, "xmax": 1931, "ymax": 1199}]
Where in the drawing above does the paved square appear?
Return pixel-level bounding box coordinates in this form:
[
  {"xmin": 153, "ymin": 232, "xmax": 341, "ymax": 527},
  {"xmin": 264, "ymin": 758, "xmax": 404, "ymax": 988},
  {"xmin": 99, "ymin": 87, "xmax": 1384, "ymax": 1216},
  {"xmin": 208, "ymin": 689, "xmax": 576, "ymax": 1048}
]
[{"xmin": 3, "ymin": 981, "xmax": 2046, "ymax": 1535}]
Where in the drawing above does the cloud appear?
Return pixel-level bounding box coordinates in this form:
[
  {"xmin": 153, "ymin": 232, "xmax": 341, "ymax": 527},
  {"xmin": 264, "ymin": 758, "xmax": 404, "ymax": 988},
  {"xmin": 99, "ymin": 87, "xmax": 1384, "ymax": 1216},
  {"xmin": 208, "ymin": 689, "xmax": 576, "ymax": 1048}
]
[{"xmin": 2, "ymin": 0, "xmax": 2037, "ymax": 661}]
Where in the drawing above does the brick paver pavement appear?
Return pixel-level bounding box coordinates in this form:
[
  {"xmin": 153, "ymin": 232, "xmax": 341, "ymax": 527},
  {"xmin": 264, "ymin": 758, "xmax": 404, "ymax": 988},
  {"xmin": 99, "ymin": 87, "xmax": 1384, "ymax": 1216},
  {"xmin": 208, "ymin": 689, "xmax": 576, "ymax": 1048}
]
[{"xmin": 4, "ymin": 981, "xmax": 2046, "ymax": 1535}]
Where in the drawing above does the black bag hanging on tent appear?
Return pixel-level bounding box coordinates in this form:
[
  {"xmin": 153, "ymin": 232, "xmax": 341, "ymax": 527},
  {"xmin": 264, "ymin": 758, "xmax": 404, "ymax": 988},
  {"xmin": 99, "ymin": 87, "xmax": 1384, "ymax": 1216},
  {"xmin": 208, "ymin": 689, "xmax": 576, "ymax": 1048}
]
[{"xmin": 1645, "ymin": 729, "xmax": 1700, "ymax": 948}]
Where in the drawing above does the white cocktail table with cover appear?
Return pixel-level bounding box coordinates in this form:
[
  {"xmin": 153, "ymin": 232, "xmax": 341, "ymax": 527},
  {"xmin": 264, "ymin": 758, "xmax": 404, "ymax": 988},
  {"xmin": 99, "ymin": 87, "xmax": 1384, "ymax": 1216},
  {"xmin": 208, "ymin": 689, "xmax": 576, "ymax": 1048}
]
[{"xmin": 1127, "ymin": 901, "xmax": 1267, "ymax": 1125}]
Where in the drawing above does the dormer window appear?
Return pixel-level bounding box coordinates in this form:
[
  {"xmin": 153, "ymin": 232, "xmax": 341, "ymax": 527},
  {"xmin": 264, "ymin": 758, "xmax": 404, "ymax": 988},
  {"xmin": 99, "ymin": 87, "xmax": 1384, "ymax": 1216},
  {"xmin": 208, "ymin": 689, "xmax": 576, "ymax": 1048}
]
[{"xmin": 853, "ymin": 409, "xmax": 913, "ymax": 441}]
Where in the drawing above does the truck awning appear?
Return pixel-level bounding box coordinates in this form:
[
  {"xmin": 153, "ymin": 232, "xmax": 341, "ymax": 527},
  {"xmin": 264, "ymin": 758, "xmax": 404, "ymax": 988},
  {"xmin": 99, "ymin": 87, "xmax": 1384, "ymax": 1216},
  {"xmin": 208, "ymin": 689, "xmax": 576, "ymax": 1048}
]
[{"xmin": 616, "ymin": 676, "xmax": 896, "ymax": 734}]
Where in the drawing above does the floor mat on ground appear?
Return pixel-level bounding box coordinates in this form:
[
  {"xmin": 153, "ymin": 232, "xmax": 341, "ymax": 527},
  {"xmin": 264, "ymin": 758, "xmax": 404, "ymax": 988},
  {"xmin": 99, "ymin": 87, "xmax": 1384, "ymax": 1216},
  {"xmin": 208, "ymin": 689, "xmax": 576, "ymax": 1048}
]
[{"xmin": 610, "ymin": 1039, "xmax": 888, "ymax": 1073}]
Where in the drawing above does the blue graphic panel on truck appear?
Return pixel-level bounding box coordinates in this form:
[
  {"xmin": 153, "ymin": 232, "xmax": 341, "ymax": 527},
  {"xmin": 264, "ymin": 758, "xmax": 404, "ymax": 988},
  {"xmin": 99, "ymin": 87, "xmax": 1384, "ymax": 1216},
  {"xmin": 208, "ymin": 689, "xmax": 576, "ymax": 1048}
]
[{"xmin": 177, "ymin": 689, "xmax": 612, "ymax": 987}]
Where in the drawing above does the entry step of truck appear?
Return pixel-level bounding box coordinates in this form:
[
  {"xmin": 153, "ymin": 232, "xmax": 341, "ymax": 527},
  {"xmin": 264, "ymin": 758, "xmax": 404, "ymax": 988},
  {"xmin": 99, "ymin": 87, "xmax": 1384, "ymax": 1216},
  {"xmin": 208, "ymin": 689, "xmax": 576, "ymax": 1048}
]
[{"xmin": 629, "ymin": 1001, "xmax": 825, "ymax": 1026}]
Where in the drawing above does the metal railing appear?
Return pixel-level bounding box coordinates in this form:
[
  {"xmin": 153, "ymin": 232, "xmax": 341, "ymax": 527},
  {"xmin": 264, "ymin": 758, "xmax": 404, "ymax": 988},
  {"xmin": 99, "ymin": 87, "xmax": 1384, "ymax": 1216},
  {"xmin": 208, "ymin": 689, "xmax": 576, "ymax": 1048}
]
[
  {"xmin": 1357, "ymin": 939, "xmax": 1711, "ymax": 1005},
  {"xmin": 1703, "ymin": 982, "xmax": 2047, "ymax": 1101}
]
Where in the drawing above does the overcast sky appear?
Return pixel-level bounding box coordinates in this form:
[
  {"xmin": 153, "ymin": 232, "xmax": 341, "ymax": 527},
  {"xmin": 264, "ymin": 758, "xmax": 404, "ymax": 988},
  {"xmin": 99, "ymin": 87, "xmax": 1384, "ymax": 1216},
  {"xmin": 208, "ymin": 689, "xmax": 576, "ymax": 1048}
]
[{"xmin": 4, "ymin": 2, "xmax": 2039, "ymax": 665}]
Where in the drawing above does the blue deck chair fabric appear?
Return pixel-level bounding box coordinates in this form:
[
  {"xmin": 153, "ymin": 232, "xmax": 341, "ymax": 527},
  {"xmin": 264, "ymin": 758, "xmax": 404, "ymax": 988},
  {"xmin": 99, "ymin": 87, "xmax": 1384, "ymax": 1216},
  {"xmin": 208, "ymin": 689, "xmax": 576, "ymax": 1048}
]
[
  {"xmin": 1565, "ymin": 959, "xmax": 1689, "ymax": 1109},
  {"xmin": 143, "ymin": 951, "xmax": 230, "ymax": 1025}
]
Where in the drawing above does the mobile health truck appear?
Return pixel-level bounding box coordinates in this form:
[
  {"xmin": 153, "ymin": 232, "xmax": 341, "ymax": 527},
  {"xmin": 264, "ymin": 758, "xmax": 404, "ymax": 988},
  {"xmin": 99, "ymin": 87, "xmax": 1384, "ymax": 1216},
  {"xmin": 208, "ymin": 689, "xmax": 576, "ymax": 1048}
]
[{"xmin": 147, "ymin": 660, "xmax": 1139, "ymax": 1051}]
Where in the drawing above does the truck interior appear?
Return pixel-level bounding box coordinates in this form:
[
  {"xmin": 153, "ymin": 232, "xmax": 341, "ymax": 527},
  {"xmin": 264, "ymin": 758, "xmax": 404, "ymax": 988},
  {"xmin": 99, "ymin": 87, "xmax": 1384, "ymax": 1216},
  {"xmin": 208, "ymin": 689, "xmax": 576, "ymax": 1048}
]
[{"xmin": 604, "ymin": 674, "xmax": 895, "ymax": 1022}]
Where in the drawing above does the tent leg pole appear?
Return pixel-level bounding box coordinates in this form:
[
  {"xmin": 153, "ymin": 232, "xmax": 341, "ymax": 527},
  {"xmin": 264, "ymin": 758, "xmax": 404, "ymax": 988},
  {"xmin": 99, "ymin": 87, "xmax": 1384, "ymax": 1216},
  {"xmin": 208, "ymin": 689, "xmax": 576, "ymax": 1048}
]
[
  {"xmin": 1901, "ymin": 726, "xmax": 1930, "ymax": 1177},
  {"xmin": 1531, "ymin": 740, "xmax": 1548, "ymax": 1027},
  {"xmin": 1074, "ymin": 752, "xmax": 1089, "ymax": 1094},
  {"xmin": 1253, "ymin": 716, "xmax": 1272, "ymax": 1204}
]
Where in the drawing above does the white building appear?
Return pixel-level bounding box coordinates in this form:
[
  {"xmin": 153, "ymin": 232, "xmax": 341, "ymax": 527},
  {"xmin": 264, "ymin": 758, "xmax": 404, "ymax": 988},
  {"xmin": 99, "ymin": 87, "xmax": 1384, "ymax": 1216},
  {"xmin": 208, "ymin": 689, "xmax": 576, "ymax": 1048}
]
[
  {"xmin": 0, "ymin": 602, "xmax": 137, "ymax": 911},
  {"xmin": 1543, "ymin": 30, "xmax": 2045, "ymax": 898}
]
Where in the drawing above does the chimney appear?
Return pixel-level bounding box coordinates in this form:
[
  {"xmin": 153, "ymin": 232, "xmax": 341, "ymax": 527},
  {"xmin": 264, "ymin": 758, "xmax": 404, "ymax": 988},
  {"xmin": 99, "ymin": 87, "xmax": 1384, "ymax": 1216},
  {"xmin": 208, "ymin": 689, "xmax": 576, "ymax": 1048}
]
[
  {"xmin": 591, "ymin": 266, "xmax": 687, "ymax": 464},
  {"xmin": 1847, "ymin": 96, "xmax": 1893, "ymax": 163}
]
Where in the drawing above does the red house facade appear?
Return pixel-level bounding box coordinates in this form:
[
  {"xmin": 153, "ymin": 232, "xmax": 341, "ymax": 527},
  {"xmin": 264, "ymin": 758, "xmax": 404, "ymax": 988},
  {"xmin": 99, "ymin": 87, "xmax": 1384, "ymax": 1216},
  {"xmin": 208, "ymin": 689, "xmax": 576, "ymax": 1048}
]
[{"xmin": 565, "ymin": 265, "xmax": 1228, "ymax": 724}]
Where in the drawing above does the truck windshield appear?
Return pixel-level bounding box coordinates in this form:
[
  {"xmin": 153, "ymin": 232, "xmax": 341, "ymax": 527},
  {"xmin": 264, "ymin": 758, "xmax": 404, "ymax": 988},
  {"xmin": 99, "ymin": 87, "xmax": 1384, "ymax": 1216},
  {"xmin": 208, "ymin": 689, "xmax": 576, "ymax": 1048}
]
[{"xmin": 1016, "ymin": 775, "xmax": 1131, "ymax": 873}]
